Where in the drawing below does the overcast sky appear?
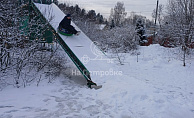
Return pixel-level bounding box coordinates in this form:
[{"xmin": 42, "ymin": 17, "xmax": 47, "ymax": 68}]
[{"xmin": 58, "ymin": 0, "xmax": 168, "ymax": 20}]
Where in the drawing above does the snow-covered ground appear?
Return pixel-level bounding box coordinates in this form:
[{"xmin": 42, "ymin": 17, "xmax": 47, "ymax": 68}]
[{"xmin": 1, "ymin": 44, "xmax": 194, "ymax": 118}]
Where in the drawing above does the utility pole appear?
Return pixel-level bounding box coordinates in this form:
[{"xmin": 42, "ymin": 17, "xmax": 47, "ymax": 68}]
[
  {"xmin": 155, "ymin": 0, "xmax": 159, "ymax": 25},
  {"xmin": 154, "ymin": 0, "xmax": 159, "ymax": 43}
]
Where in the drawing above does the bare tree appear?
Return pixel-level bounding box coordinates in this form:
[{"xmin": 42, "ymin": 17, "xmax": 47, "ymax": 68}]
[
  {"xmin": 109, "ymin": 2, "xmax": 127, "ymax": 27},
  {"xmin": 0, "ymin": 0, "xmax": 68, "ymax": 89},
  {"xmin": 162, "ymin": 0, "xmax": 194, "ymax": 66}
]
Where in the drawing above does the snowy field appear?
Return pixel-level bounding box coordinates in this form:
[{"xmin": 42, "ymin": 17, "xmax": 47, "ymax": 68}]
[{"xmin": 1, "ymin": 44, "xmax": 194, "ymax": 118}]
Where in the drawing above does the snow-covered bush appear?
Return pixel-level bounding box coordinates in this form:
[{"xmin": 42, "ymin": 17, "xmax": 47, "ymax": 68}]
[{"xmin": 0, "ymin": 0, "xmax": 68, "ymax": 89}]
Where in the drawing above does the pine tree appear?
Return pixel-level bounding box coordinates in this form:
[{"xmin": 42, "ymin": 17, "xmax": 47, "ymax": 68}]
[{"xmin": 136, "ymin": 18, "xmax": 146, "ymax": 45}]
